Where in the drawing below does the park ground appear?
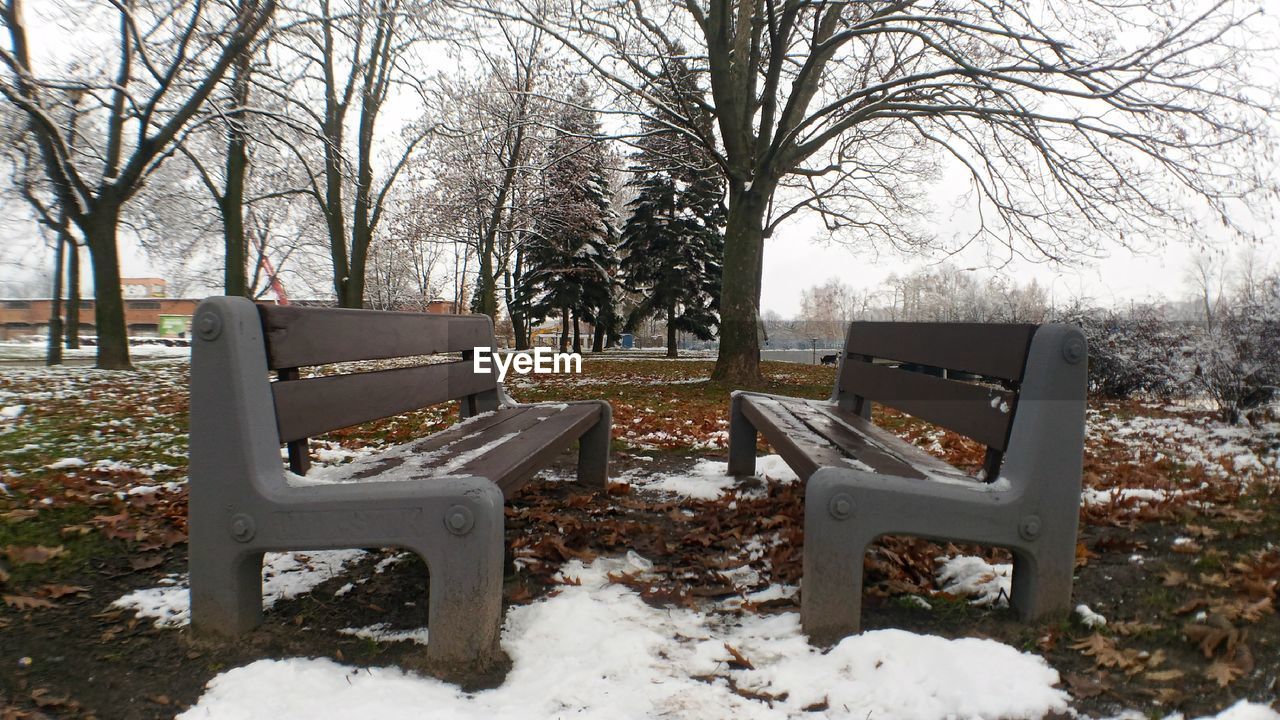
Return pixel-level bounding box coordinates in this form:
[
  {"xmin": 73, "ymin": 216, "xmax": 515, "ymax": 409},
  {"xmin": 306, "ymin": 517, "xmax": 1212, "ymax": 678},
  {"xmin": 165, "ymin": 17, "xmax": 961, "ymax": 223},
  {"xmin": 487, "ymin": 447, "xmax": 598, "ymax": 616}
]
[{"xmin": 0, "ymin": 350, "xmax": 1278, "ymax": 719}]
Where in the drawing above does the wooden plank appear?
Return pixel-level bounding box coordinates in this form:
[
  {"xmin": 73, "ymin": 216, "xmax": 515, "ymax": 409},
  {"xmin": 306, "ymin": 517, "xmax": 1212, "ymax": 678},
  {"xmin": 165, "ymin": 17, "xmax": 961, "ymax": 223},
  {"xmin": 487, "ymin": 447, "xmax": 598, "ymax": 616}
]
[
  {"xmin": 315, "ymin": 404, "xmax": 600, "ymax": 498},
  {"xmin": 843, "ymin": 322, "xmax": 1037, "ymax": 380},
  {"xmin": 798, "ymin": 400, "xmax": 974, "ymax": 483},
  {"xmin": 259, "ymin": 304, "xmax": 495, "ymax": 369},
  {"xmin": 838, "ymin": 361, "xmax": 1016, "ymax": 450},
  {"xmin": 273, "ymin": 361, "xmax": 497, "ymax": 443},
  {"xmin": 782, "ymin": 400, "xmax": 928, "ymax": 479},
  {"xmin": 465, "ymin": 406, "xmax": 600, "ymax": 496},
  {"xmin": 741, "ymin": 396, "xmax": 857, "ymax": 481}
]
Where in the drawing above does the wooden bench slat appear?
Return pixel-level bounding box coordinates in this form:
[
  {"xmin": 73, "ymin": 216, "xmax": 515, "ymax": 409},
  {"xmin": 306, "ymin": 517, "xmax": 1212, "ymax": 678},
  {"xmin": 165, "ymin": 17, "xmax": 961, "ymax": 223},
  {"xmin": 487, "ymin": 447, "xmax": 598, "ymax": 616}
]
[
  {"xmin": 273, "ymin": 361, "xmax": 497, "ymax": 443},
  {"xmin": 463, "ymin": 407, "xmax": 601, "ymax": 495},
  {"xmin": 311, "ymin": 404, "xmax": 600, "ymax": 498},
  {"xmin": 741, "ymin": 395, "xmax": 901, "ymax": 481},
  {"xmin": 843, "ymin": 322, "xmax": 1036, "ymax": 380},
  {"xmin": 839, "ymin": 361, "xmax": 1016, "ymax": 451},
  {"xmin": 259, "ymin": 304, "xmax": 495, "ymax": 369},
  {"xmin": 795, "ymin": 399, "xmax": 973, "ymax": 483}
]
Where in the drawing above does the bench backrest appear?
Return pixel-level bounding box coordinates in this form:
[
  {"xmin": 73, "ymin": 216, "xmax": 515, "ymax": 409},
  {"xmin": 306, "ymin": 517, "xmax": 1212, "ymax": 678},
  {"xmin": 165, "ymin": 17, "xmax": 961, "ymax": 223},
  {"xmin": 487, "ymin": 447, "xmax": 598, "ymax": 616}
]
[
  {"xmin": 835, "ymin": 322, "xmax": 1040, "ymax": 476},
  {"xmin": 257, "ymin": 304, "xmax": 501, "ymax": 472}
]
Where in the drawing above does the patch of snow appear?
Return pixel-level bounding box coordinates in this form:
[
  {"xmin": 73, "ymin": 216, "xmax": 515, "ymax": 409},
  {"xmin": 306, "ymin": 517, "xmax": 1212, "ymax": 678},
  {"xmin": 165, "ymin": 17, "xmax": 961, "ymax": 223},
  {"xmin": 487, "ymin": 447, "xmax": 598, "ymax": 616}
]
[
  {"xmin": 181, "ymin": 557, "xmax": 1067, "ymax": 720},
  {"xmin": 624, "ymin": 455, "xmax": 799, "ymax": 500},
  {"xmin": 46, "ymin": 457, "xmax": 87, "ymax": 470},
  {"xmin": 1193, "ymin": 700, "xmax": 1280, "ymax": 720},
  {"xmin": 113, "ymin": 550, "xmax": 367, "ymax": 627},
  {"xmin": 936, "ymin": 555, "xmax": 1011, "ymax": 607},
  {"xmin": 0, "ymin": 405, "xmax": 25, "ymax": 419},
  {"xmin": 1075, "ymin": 604, "xmax": 1107, "ymax": 629},
  {"xmin": 338, "ymin": 623, "xmax": 430, "ymax": 645}
]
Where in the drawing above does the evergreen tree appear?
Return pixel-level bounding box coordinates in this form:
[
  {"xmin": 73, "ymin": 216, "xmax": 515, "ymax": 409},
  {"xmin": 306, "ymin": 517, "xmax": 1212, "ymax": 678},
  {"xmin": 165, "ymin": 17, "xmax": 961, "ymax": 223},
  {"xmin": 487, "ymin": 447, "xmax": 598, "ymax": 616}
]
[
  {"xmin": 517, "ymin": 83, "xmax": 617, "ymax": 353},
  {"xmin": 618, "ymin": 57, "xmax": 725, "ymax": 358}
]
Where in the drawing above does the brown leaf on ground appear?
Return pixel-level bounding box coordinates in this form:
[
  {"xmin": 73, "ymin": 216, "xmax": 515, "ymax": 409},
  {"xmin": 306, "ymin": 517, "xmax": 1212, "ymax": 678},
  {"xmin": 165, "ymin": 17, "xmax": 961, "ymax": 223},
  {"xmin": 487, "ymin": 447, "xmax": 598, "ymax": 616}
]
[
  {"xmin": 1145, "ymin": 669, "xmax": 1185, "ymax": 682},
  {"xmin": 1063, "ymin": 671, "xmax": 1110, "ymax": 698},
  {"xmin": 1074, "ymin": 542, "xmax": 1098, "ymax": 568},
  {"xmin": 39, "ymin": 584, "xmax": 89, "ymax": 599},
  {"xmin": 1205, "ymin": 660, "xmax": 1244, "ymax": 687},
  {"xmin": 0, "ymin": 566, "xmax": 8, "ymax": 584},
  {"xmin": 1160, "ymin": 569, "xmax": 1190, "ymax": 587},
  {"xmin": 1172, "ymin": 540, "xmax": 1203, "ymax": 554},
  {"xmin": 129, "ymin": 553, "xmax": 165, "ymax": 571},
  {"xmin": 4, "ymin": 594, "xmax": 55, "ymax": 610},
  {"xmin": 3, "ymin": 545, "xmax": 67, "ymax": 565},
  {"xmin": 1, "ymin": 509, "xmax": 39, "ymax": 523},
  {"xmin": 723, "ymin": 643, "xmax": 755, "ymax": 670},
  {"xmin": 1183, "ymin": 620, "xmax": 1241, "ymax": 658}
]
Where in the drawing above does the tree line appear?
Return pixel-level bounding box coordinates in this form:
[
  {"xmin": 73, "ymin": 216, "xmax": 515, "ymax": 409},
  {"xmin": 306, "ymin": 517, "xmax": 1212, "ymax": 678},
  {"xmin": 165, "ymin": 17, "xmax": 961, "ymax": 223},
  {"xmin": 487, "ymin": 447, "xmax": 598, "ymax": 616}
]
[{"xmin": 2, "ymin": 0, "xmax": 1273, "ymax": 376}]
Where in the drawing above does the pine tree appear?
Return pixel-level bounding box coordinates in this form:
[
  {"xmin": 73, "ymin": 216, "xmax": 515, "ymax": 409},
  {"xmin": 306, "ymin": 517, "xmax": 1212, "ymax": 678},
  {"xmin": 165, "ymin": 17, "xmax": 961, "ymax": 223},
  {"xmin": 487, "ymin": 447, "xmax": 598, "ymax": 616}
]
[
  {"xmin": 618, "ymin": 57, "xmax": 725, "ymax": 358},
  {"xmin": 517, "ymin": 83, "xmax": 617, "ymax": 353}
]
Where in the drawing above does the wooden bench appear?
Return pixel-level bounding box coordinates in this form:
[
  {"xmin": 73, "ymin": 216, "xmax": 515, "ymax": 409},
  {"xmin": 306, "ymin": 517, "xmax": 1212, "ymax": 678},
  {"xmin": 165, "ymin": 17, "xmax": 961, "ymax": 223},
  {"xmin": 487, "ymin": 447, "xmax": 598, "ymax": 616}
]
[
  {"xmin": 187, "ymin": 297, "xmax": 611, "ymax": 671},
  {"xmin": 728, "ymin": 322, "xmax": 1086, "ymax": 643}
]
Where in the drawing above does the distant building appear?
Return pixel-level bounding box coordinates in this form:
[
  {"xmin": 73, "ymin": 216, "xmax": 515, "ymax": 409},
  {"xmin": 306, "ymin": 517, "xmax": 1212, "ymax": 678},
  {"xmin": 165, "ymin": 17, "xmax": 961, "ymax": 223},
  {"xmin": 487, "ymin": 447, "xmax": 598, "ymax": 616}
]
[{"xmin": 0, "ymin": 294, "xmax": 471, "ymax": 340}]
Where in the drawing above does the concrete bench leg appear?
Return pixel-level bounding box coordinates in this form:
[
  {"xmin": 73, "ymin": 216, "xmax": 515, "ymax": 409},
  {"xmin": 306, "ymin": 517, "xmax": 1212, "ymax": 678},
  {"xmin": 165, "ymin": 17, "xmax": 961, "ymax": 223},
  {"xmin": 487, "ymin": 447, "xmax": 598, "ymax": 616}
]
[
  {"xmin": 801, "ymin": 473, "xmax": 875, "ymax": 644},
  {"xmin": 1010, "ymin": 541, "xmax": 1074, "ymax": 622},
  {"xmin": 417, "ymin": 501, "xmax": 505, "ymax": 669},
  {"xmin": 728, "ymin": 392, "xmax": 757, "ymax": 476},
  {"xmin": 577, "ymin": 401, "xmax": 611, "ymax": 487},
  {"xmin": 190, "ymin": 545, "xmax": 265, "ymax": 637}
]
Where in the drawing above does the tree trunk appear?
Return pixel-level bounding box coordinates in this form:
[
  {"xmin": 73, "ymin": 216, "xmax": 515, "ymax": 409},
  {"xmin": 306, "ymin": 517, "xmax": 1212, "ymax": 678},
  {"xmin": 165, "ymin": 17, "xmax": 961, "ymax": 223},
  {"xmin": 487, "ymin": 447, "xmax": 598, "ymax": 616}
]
[
  {"xmin": 592, "ymin": 321, "xmax": 604, "ymax": 353},
  {"xmin": 572, "ymin": 312, "xmax": 582, "ymax": 355},
  {"xmin": 222, "ymin": 41, "xmax": 250, "ymax": 297},
  {"xmin": 559, "ymin": 306, "xmax": 570, "ymax": 352},
  {"xmin": 47, "ymin": 229, "xmax": 65, "ymax": 366},
  {"xmin": 84, "ymin": 205, "xmax": 132, "ymax": 370},
  {"xmin": 508, "ymin": 243, "xmax": 529, "ymax": 350},
  {"xmin": 711, "ymin": 188, "xmax": 768, "ymax": 384},
  {"xmin": 666, "ymin": 302, "xmax": 678, "ymax": 359},
  {"xmin": 66, "ymin": 240, "xmax": 80, "ymax": 349}
]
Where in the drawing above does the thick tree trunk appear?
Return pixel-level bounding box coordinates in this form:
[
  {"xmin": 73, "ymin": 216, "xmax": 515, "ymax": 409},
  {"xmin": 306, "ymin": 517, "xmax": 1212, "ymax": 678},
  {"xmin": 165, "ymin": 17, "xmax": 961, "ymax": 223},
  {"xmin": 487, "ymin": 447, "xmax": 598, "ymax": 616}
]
[
  {"xmin": 509, "ymin": 244, "xmax": 529, "ymax": 350},
  {"xmin": 592, "ymin": 321, "xmax": 604, "ymax": 353},
  {"xmin": 711, "ymin": 188, "xmax": 768, "ymax": 384},
  {"xmin": 572, "ymin": 313, "xmax": 582, "ymax": 355},
  {"xmin": 84, "ymin": 206, "xmax": 132, "ymax": 370},
  {"xmin": 66, "ymin": 240, "xmax": 80, "ymax": 349}
]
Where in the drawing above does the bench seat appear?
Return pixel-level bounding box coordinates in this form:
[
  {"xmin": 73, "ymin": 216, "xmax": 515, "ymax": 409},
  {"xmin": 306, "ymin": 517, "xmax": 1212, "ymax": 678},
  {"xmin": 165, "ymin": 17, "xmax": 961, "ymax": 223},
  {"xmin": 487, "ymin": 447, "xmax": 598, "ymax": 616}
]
[
  {"xmin": 293, "ymin": 403, "xmax": 604, "ymax": 496},
  {"xmin": 734, "ymin": 392, "xmax": 972, "ymax": 485}
]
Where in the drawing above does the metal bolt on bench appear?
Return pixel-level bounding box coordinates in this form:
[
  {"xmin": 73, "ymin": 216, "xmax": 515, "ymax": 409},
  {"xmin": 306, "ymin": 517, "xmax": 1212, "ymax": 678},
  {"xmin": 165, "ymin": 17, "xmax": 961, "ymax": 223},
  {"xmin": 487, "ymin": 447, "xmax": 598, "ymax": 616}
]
[
  {"xmin": 188, "ymin": 297, "xmax": 611, "ymax": 670},
  {"xmin": 727, "ymin": 321, "xmax": 1087, "ymax": 644}
]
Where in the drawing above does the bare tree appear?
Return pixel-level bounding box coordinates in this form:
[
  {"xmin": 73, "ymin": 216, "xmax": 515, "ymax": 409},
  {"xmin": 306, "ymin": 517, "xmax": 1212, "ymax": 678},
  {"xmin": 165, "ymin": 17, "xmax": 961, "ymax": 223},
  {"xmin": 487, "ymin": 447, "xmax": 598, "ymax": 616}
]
[
  {"xmin": 473, "ymin": 0, "xmax": 1276, "ymax": 382},
  {"xmin": 0, "ymin": 0, "xmax": 276, "ymax": 368},
  {"xmin": 267, "ymin": 0, "xmax": 439, "ymax": 308}
]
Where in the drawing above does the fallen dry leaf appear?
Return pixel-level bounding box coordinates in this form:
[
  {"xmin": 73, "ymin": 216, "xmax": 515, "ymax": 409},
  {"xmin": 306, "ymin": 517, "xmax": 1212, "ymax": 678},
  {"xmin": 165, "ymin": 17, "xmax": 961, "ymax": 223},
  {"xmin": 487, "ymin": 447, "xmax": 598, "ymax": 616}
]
[
  {"xmin": 4, "ymin": 594, "xmax": 55, "ymax": 610},
  {"xmin": 3, "ymin": 545, "xmax": 67, "ymax": 565},
  {"xmin": 1205, "ymin": 659, "xmax": 1244, "ymax": 687},
  {"xmin": 723, "ymin": 643, "xmax": 755, "ymax": 670},
  {"xmin": 39, "ymin": 584, "xmax": 89, "ymax": 599}
]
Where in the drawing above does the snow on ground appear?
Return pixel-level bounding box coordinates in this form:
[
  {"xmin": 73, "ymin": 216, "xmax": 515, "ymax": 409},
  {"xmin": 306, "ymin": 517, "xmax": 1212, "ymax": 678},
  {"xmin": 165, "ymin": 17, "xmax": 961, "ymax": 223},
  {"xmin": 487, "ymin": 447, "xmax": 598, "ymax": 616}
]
[
  {"xmin": 0, "ymin": 340, "xmax": 190, "ymax": 363},
  {"xmin": 935, "ymin": 555, "xmax": 1012, "ymax": 607},
  {"xmin": 1089, "ymin": 407, "xmax": 1278, "ymax": 480},
  {"xmin": 113, "ymin": 550, "xmax": 366, "ymax": 627},
  {"xmin": 178, "ymin": 556, "xmax": 1070, "ymax": 720},
  {"xmin": 622, "ymin": 454, "xmax": 799, "ymax": 500}
]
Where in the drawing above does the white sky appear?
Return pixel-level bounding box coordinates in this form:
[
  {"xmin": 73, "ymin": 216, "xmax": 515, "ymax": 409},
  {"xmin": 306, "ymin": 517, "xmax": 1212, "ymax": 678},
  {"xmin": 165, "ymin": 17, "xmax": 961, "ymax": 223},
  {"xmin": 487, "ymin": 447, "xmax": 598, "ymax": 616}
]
[{"xmin": 4, "ymin": 3, "xmax": 1277, "ymax": 317}]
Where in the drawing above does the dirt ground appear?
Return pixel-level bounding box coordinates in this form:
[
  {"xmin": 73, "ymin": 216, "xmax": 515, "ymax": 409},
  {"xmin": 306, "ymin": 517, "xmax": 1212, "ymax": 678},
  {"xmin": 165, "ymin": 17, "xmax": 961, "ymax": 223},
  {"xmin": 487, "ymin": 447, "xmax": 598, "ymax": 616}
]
[
  {"xmin": 2, "ymin": 360, "xmax": 1278, "ymax": 718},
  {"xmin": 3, "ymin": 447, "xmax": 1278, "ymax": 719}
]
